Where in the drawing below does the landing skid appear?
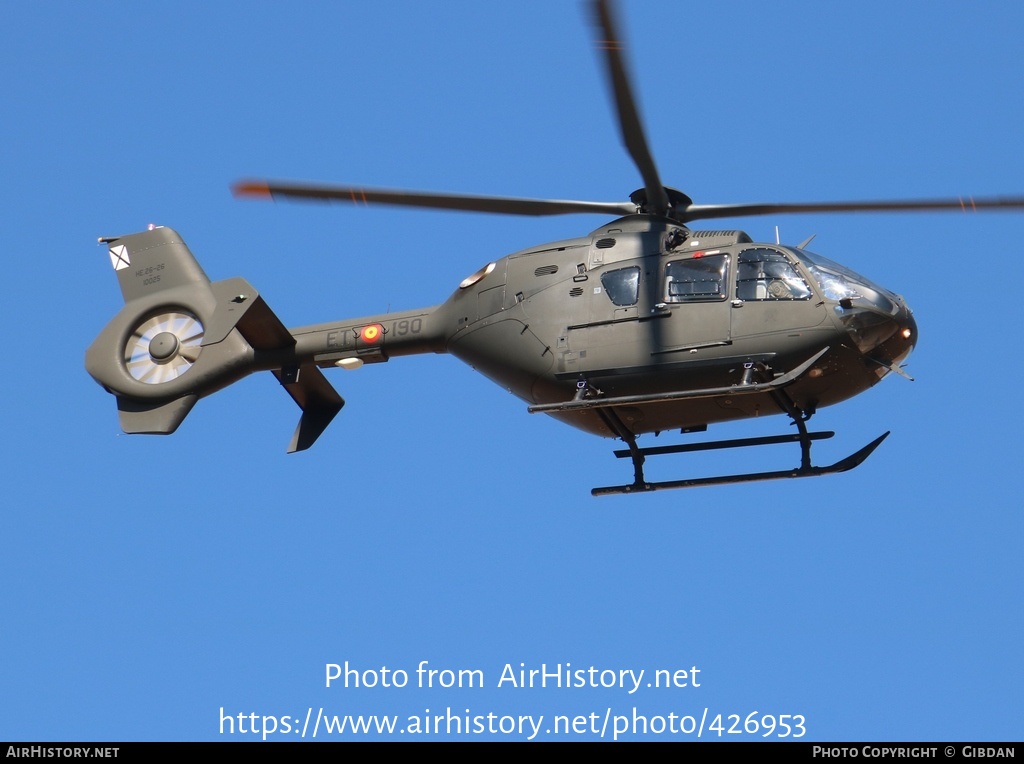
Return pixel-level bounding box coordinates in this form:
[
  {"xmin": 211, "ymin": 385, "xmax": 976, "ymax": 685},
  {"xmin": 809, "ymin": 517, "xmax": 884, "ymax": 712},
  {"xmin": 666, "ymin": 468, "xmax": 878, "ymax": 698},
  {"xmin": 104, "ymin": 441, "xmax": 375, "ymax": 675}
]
[
  {"xmin": 564, "ymin": 345, "xmax": 891, "ymax": 496},
  {"xmin": 592, "ymin": 430, "xmax": 889, "ymax": 496},
  {"xmin": 531, "ymin": 346, "xmax": 891, "ymax": 495}
]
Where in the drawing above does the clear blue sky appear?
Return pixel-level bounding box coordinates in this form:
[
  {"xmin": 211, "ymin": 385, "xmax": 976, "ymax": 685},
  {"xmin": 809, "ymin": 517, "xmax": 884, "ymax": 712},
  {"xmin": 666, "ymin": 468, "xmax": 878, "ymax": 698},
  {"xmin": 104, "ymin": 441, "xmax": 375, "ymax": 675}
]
[{"xmin": 2, "ymin": 0, "xmax": 1021, "ymax": 741}]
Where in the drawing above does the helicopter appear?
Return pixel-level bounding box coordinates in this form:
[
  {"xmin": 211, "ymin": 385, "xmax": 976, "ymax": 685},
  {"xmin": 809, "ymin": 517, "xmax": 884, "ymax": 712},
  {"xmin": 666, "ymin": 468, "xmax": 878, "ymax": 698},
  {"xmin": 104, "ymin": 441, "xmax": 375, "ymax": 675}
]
[{"xmin": 86, "ymin": 0, "xmax": 1024, "ymax": 495}]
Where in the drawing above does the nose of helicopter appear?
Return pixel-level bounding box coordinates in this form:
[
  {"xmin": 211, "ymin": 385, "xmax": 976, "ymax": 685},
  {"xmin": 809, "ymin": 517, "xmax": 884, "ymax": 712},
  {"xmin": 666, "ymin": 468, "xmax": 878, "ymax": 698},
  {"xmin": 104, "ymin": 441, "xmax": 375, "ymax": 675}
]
[
  {"xmin": 869, "ymin": 295, "xmax": 917, "ymax": 375},
  {"xmin": 900, "ymin": 300, "xmax": 917, "ymax": 351},
  {"xmin": 833, "ymin": 288, "xmax": 916, "ymax": 377},
  {"xmin": 893, "ymin": 300, "xmax": 916, "ymax": 358}
]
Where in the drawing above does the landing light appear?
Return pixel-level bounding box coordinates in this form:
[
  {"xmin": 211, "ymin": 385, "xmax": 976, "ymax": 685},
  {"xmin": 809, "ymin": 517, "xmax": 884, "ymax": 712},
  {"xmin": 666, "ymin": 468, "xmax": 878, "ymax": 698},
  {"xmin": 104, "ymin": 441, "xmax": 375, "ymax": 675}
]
[{"xmin": 901, "ymin": 328, "xmax": 912, "ymax": 339}]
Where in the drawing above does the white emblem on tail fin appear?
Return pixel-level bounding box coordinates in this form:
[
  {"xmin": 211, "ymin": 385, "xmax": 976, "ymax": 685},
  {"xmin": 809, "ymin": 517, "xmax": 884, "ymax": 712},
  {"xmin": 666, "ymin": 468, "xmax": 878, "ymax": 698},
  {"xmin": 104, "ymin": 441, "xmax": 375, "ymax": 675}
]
[{"xmin": 109, "ymin": 244, "xmax": 130, "ymax": 271}]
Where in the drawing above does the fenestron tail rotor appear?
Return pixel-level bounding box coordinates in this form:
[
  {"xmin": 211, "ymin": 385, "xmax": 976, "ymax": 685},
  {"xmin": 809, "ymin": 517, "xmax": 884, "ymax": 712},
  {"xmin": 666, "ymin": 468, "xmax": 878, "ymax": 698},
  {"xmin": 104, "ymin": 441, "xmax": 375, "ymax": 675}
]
[
  {"xmin": 124, "ymin": 311, "xmax": 205, "ymax": 385},
  {"xmin": 87, "ymin": 226, "xmax": 344, "ymax": 450}
]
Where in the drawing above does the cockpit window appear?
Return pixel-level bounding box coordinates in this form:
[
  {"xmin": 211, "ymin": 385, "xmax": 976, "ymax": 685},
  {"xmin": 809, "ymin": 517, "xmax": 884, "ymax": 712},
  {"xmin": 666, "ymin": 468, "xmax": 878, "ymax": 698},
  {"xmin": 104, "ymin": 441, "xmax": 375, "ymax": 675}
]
[
  {"xmin": 664, "ymin": 254, "xmax": 729, "ymax": 302},
  {"xmin": 600, "ymin": 266, "xmax": 640, "ymax": 306},
  {"xmin": 794, "ymin": 248, "xmax": 897, "ymax": 315},
  {"xmin": 736, "ymin": 248, "xmax": 811, "ymax": 301}
]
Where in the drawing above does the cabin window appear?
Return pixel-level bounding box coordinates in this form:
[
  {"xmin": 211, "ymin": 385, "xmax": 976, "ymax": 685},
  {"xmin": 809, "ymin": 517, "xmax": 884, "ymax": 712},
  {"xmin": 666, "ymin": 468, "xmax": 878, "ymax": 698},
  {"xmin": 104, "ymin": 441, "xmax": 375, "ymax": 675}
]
[
  {"xmin": 664, "ymin": 254, "xmax": 729, "ymax": 302},
  {"xmin": 600, "ymin": 266, "xmax": 640, "ymax": 306},
  {"xmin": 736, "ymin": 248, "xmax": 811, "ymax": 301}
]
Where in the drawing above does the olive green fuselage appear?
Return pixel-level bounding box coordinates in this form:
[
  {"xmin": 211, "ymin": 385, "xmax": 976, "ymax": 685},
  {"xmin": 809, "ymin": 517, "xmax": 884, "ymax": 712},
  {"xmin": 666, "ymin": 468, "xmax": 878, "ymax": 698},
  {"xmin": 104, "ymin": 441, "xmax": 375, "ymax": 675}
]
[{"xmin": 292, "ymin": 215, "xmax": 916, "ymax": 439}]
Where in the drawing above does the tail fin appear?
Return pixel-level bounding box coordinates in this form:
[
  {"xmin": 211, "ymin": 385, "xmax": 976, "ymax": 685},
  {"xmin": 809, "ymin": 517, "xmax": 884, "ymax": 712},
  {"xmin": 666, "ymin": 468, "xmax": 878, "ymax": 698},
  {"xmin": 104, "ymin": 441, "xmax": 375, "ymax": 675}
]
[{"xmin": 86, "ymin": 227, "xmax": 342, "ymax": 451}]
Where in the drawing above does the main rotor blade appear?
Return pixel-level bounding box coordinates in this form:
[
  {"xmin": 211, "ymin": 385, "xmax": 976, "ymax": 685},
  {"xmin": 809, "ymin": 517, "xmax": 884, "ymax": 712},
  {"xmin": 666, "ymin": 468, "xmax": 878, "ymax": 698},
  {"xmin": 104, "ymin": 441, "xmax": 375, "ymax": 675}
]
[
  {"xmin": 591, "ymin": 0, "xmax": 668, "ymax": 216},
  {"xmin": 233, "ymin": 180, "xmax": 635, "ymax": 218},
  {"xmin": 678, "ymin": 196, "xmax": 1024, "ymax": 224}
]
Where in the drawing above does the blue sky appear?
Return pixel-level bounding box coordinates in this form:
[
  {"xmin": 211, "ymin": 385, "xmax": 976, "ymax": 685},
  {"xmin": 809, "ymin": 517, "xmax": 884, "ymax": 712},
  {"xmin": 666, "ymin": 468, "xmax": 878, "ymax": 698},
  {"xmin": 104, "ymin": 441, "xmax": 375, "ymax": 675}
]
[{"xmin": 2, "ymin": 0, "xmax": 1021, "ymax": 741}]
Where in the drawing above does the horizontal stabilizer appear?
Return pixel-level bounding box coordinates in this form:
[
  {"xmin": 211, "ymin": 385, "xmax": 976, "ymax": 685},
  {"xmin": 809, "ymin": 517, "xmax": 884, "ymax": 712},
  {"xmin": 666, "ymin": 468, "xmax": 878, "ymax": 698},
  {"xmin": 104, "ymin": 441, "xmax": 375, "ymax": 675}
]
[{"xmin": 206, "ymin": 278, "xmax": 295, "ymax": 349}]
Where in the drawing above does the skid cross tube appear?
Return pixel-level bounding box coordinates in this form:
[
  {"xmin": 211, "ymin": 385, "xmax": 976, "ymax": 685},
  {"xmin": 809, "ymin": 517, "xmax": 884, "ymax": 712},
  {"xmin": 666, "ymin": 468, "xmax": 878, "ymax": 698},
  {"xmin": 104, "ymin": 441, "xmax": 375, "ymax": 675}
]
[{"xmin": 612, "ymin": 431, "xmax": 836, "ymax": 459}]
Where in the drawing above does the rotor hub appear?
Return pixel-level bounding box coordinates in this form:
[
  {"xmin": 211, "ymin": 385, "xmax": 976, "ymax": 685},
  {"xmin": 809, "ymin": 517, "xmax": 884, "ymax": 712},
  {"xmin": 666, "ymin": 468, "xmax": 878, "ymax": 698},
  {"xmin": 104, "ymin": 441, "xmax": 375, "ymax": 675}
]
[
  {"xmin": 148, "ymin": 331, "xmax": 180, "ymax": 363},
  {"xmin": 630, "ymin": 186, "xmax": 693, "ymax": 216}
]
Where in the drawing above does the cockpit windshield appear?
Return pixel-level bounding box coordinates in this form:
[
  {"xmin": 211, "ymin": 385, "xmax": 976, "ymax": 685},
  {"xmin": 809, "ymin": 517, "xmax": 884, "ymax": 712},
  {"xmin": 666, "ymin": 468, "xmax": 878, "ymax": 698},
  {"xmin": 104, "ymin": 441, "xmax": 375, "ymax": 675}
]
[{"xmin": 792, "ymin": 248, "xmax": 898, "ymax": 316}]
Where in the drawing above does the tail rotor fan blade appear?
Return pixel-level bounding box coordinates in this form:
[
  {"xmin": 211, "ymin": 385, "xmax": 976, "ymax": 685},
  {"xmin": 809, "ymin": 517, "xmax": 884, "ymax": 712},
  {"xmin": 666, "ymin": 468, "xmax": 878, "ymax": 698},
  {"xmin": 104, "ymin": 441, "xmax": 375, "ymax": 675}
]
[{"xmin": 124, "ymin": 311, "xmax": 205, "ymax": 385}]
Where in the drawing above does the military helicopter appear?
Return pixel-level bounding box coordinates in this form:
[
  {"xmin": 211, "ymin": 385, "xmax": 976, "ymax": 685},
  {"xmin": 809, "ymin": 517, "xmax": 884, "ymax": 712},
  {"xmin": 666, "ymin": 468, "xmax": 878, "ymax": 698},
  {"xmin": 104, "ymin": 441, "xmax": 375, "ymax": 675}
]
[{"xmin": 86, "ymin": 0, "xmax": 1024, "ymax": 495}]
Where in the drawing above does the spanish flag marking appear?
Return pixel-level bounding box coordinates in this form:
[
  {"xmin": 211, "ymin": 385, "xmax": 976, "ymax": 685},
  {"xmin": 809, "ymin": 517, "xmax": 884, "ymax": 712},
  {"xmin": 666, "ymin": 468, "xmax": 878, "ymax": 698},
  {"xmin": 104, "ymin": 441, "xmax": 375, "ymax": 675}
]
[{"xmin": 361, "ymin": 324, "xmax": 383, "ymax": 343}]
